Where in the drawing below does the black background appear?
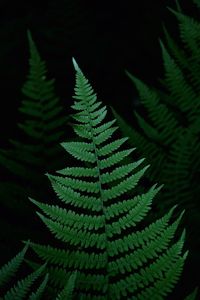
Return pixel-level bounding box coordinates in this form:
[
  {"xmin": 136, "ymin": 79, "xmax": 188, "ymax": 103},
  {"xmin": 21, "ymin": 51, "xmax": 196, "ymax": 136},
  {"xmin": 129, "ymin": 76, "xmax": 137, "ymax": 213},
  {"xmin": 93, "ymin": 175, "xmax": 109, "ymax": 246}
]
[
  {"xmin": 0, "ymin": 0, "xmax": 198, "ymax": 298},
  {"xmin": 0, "ymin": 0, "xmax": 195, "ymax": 141}
]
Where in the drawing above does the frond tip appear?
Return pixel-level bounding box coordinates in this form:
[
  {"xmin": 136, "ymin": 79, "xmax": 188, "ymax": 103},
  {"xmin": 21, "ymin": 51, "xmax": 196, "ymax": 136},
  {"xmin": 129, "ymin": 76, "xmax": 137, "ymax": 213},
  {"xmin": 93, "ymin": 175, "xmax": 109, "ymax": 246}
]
[{"xmin": 72, "ymin": 57, "xmax": 81, "ymax": 72}]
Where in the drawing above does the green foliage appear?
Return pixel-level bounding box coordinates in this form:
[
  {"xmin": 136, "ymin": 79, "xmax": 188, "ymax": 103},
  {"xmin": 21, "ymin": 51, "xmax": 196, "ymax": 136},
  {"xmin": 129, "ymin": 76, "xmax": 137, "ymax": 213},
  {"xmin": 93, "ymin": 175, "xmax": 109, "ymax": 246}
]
[
  {"xmin": 0, "ymin": 241, "xmax": 77, "ymax": 300},
  {"xmin": 0, "ymin": 30, "xmax": 70, "ymax": 261},
  {"xmin": 55, "ymin": 272, "xmax": 77, "ymax": 300},
  {"xmin": 111, "ymin": 1, "xmax": 200, "ymax": 267},
  {"xmin": 193, "ymin": 0, "xmax": 200, "ymax": 9},
  {"xmin": 0, "ymin": 241, "xmax": 48, "ymax": 300},
  {"xmin": 0, "ymin": 30, "xmax": 68, "ymax": 184},
  {"xmin": 184, "ymin": 287, "xmax": 199, "ymax": 300},
  {"xmin": 26, "ymin": 58, "xmax": 189, "ymax": 299},
  {"xmin": 111, "ymin": 2, "xmax": 200, "ymax": 296}
]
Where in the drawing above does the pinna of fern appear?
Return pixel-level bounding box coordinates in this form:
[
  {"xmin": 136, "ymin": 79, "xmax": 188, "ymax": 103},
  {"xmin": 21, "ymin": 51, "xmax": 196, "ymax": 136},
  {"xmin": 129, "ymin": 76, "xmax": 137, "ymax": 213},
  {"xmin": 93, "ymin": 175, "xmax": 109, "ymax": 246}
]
[
  {"xmin": 22, "ymin": 57, "xmax": 193, "ymax": 300},
  {"xmin": 0, "ymin": 241, "xmax": 48, "ymax": 300},
  {"xmin": 0, "ymin": 241, "xmax": 77, "ymax": 300}
]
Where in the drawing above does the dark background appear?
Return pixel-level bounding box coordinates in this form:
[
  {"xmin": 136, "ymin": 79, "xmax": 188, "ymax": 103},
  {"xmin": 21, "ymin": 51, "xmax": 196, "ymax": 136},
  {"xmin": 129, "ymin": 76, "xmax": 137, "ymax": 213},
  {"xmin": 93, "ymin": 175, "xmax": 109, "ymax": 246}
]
[
  {"xmin": 0, "ymin": 0, "xmax": 195, "ymax": 142},
  {"xmin": 0, "ymin": 0, "xmax": 198, "ymax": 297}
]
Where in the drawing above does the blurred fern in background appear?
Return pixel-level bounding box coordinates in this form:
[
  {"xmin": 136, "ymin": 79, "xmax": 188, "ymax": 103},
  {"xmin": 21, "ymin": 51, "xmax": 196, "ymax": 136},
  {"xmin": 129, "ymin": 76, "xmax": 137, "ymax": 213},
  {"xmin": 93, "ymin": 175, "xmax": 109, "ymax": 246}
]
[
  {"xmin": 0, "ymin": 30, "xmax": 69, "ymax": 265},
  {"xmin": 112, "ymin": 0, "xmax": 200, "ymax": 290}
]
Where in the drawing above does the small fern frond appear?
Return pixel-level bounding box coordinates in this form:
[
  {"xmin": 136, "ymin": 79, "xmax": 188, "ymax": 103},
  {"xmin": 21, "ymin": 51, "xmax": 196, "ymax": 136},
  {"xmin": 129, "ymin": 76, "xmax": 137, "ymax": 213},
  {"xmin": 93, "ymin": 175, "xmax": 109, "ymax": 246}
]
[
  {"xmin": 125, "ymin": 70, "xmax": 181, "ymax": 144},
  {"xmin": 20, "ymin": 30, "xmax": 67, "ymax": 158},
  {"xmin": 28, "ymin": 274, "xmax": 49, "ymax": 300},
  {"xmin": 55, "ymin": 272, "xmax": 77, "ymax": 300},
  {"xmin": 0, "ymin": 242, "xmax": 29, "ymax": 288},
  {"xmin": 2, "ymin": 264, "xmax": 47, "ymax": 300},
  {"xmin": 168, "ymin": 8, "xmax": 200, "ymax": 57},
  {"xmin": 0, "ymin": 243, "xmax": 48, "ymax": 300},
  {"xmin": 162, "ymin": 24, "xmax": 189, "ymax": 71},
  {"xmin": 0, "ymin": 29, "xmax": 68, "ymax": 185},
  {"xmin": 184, "ymin": 287, "xmax": 199, "ymax": 300},
  {"xmin": 0, "ymin": 30, "xmax": 71, "ymax": 263},
  {"xmin": 159, "ymin": 39, "xmax": 199, "ymax": 123}
]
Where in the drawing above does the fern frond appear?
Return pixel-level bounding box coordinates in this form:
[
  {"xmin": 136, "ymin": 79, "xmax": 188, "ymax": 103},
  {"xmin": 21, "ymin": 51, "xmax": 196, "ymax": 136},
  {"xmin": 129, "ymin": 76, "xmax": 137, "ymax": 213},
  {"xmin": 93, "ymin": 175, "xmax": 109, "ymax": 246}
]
[
  {"xmin": 0, "ymin": 247, "xmax": 77, "ymax": 300},
  {"xmin": 56, "ymin": 272, "xmax": 77, "ymax": 300},
  {"xmin": 28, "ymin": 274, "xmax": 49, "ymax": 300},
  {"xmin": 162, "ymin": 24, "xmax": 189, "ymax": 71},
  {"xmin": 168, "ymin": 8, "xmax": 200, "ymax": 57},
  {"xmin": 159, "ymin": 39, "xmax": 199, "ymax": 123},
  {"xmin": 125, "ymin": 70, "xmax": 181, "ymax": 144},
  {"xmin": 28, "ymin": 59, "xmax": 187, "ymax": 299},
  {"xmin": 0, "ymin": 29, "xmax": 68, "ymax": 185},
  {"xmin": 3, "ymin": 264, "xmax": 47, "ymax": 300},
  {"xmin": 0, "ymin": 29, "xmax": 71, "ymax": 263},
  {"xmin": 0, "ymin": 242, "xmax": 29, "ymax": 288},
  {"xmin": 184, "ymin": 287, "xmax": 199, "ymax": 300},
  {"xmin": 114, "ymin": 3, "xmax": 200, "ymax": 295},
  {"xmin": 0, "ymin": 243, "xmax": 48, "ymax": 300},
  {"xmin": 18, "ymin": 30, "xmax": 67, "ymax": 169},
  {"xmin": 167, "ymin": 7, "xmax": 200, "ymax": 95}
]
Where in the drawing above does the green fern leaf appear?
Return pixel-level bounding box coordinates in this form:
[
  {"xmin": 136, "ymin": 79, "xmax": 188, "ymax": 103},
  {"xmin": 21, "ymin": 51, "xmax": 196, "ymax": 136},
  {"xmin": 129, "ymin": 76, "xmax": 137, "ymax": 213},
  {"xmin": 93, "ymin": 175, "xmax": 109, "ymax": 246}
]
[
  {"xmin": 0, "ymin": 29, "xmax": 71, "ymax": 262},
  {"xmin": 134, "ymin": 110, "xmax": 161, "ymax": 141},
  {"xmin": 56, "ymin": 166, "xmax": 98, "ymax": 177},
  {"xmin": 112, "ymin": 5, "xmax": 200, "ymax": 288},
  {"xmin": 3, "ymin": 264, "xmax": 46, "ymax": 300},
  {"xmin": 184, "ymin": 287, "xmax": 199, "ymax": 300},
  {"xmin": 0, "ymin": 29, "xmax": 68, "ymax": 184},
  {"xmin": 27, "ymin": 59, "xmax": 188, "ymax": 299},
  {"xmin": 0, "ymin": 243, "xmax": 48, "ymax": 300},
  {"xmin": 159, "ymin": 39, "xmax": 199, "ymax": 123},
  {"xmin": 28, "ymin": 274, "xmax": 49, "ymax": 300},
  {"xmin": 55, "ymin": 272, "xmax": 77, "ymax": 300},
  {"xmin": 125, "ymin": 70, "xmax": 181, "ymax": 144},
  {"xmin": 0, "ymin": 243, "xmax": 29, "ymax": 288},
  {"xmin": 109, "ymin": 3, "xmax": 200, "ymax": 295}
]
